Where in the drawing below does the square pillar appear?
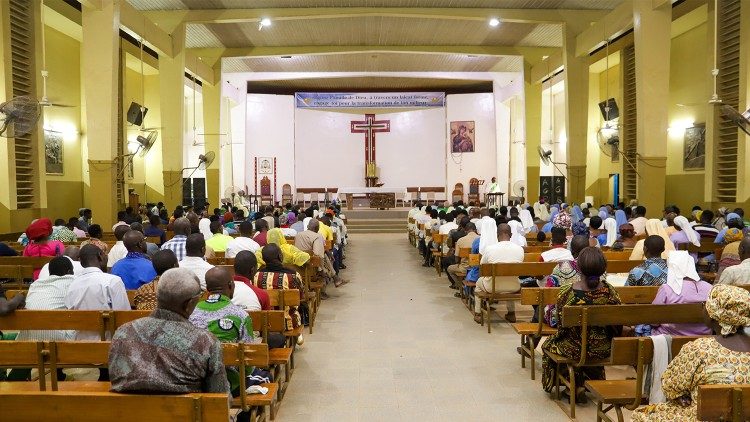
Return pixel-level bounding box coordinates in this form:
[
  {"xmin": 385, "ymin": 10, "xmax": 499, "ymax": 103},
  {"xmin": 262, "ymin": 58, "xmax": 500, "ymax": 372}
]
[
  {"xmin": 563, "ymin": 26, "xmax": 590, "ymax": 203},
  {"xmin": 159, "ymin": 23, "xmax": 186, "ymax": 208},
  {"xmin": 201, "ymin": 70, "xmax": 222, "ymax": 206}
]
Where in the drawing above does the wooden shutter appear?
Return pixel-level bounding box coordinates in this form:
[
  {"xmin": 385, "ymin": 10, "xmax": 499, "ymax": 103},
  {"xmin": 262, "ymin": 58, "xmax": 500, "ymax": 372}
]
[
  {"xmin": 621, "ymin": 45, "xmax": 637, "ymax": 203},
  {"xmin": 713, "ymin": 0, "xmax": 741, "ymax": 202},
  {"xmin": 8, "ymin": 0, "xmax": 37, "ymax": 208},
  {"xmin": 115, "ymin": 45, "xmax": 124, "ymax": 206}
]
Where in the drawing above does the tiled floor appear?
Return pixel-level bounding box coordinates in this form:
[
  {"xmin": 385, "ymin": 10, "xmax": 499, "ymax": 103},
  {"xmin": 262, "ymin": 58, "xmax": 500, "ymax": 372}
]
[{"xmin": 277, "ymin": 233, "xmax": 633, "ymax": 421}]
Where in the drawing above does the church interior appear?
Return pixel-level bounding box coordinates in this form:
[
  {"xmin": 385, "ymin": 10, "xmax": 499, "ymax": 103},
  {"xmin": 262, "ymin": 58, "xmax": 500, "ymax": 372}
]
[{"xmin": 1, "ymin": 0, "xmax": 750, "ymax": 421}]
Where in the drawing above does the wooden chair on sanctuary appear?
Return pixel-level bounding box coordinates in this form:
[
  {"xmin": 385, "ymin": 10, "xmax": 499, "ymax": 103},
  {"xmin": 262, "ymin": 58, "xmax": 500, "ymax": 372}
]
[
  {"xmin": 260, "ymin": 177, "xmax": 273, "ymax": 205},
  {"xmin": 281, "ymin": 184, "xmax": 293, "ymax": 205},
  {"xmin": 468, "ymin": 178, "xmax": 480, "ymax": 204}
]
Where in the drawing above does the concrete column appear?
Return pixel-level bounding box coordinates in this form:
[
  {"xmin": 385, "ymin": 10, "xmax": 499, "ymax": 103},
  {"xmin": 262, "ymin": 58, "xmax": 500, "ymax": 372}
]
[
  {"xmin": 81, "ymin": 1, "xmax": 120, "ymax": 229},
  {"xmin": 633, "ymin": 1, "xmax": 671, "ymax": 216},
  {"xmin": 201, "ymin": 71, "xmax": 222, "ymax": 206},
  {"xmin": 524, "ymin": 75, "xmax": 542, "ymax": 201},
  {"xmin": 563, "ymin": 26, "xmax": 590, "ymax": 203},
  {"xmin": 159, "ymin": 23, "xmax": 186, "ymax": 208}
]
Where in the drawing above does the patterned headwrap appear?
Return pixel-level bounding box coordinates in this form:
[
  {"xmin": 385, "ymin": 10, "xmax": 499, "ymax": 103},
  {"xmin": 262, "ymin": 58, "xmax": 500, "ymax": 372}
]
[
  {"xmin": 552, "ymin": 212, "xmax": 572, "ymax": 230},
  {"xmin": 572, "ymin": 221, "xmax": 589, "ymax": 236},
  {"xmin": 724, "ymin": 228, "xmax": 744, "ymax": 243},
  {"xmin": 278, "ymin": 213, "xmax": 288, "ymax": 226},
  {"xmin": 706, "ymin": 284, "xmax": 750, "ymax": 336}
]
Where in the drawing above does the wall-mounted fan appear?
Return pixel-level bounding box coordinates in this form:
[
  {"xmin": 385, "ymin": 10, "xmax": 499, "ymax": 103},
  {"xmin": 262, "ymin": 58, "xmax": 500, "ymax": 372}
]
[
  {"xmin": 0, "ymin": 96, "xmax": 41, "ymax": 138},
  {"xmin": 596, "ymin": 130, "xmax": 642, "ymax": 179},
  {"xmin": 537, "ymin": 145, "xmax": 568, "ymax": 180},
  {"xmin": 720, "ymin": 105, "xmax": 750, "ymax": 137},
  {"xmin": 133, "ymin": 130, "xmax": 158, "ymax": 157}
]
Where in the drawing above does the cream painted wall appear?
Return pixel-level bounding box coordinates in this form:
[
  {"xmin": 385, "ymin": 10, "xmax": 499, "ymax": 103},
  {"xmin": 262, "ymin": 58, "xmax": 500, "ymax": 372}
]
[
  {"xmin": 42, "ymin": 25, "xmax": 84, "ymax": 220},
  {"xmin": 246, "ymin": 94, "xmax": 295, "ymax": 198},
  {"xmin": 665, "ymin": 21, "xmax": 708, "ymax": 209}
]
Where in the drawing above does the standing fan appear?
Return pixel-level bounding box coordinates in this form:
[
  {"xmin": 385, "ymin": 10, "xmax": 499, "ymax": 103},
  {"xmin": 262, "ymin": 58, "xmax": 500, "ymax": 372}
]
[
  {"xmin": 511, "ymin": 180, "xmax": 526, "ymax": 204},
  {"xmin": 0, "ymin": 96, "xmax": 41, "ymax": 138}
]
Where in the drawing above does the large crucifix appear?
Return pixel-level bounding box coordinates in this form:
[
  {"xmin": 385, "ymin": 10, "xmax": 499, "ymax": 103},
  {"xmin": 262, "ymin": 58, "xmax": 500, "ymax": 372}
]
[{"xmin": 350, "ymin": 113, "xmax": 390, "ymax": 186}]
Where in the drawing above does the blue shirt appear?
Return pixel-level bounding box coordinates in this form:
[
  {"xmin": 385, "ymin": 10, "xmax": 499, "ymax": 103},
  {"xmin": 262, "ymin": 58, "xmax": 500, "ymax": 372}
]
[
  {"xmin": 465, "ymin": 237, "xmax": 481, "ymax": 282},
  {"xmin": 111, "ymin": 252, "xmax": 157, "ymax": 290},
  {"xmin": 143, "ymin": 226, "xmax": 166, "ymax": 245}
]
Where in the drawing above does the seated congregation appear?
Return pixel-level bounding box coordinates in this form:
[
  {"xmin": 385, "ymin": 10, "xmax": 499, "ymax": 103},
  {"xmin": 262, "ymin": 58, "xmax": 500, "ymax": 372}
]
[
  {"xmin": 0, "ymin": 201, "xmax": 350, "ymax": 421},
  {"xmin": 407, "ymin": 199, "xmax": 750, "ymax": 421}
]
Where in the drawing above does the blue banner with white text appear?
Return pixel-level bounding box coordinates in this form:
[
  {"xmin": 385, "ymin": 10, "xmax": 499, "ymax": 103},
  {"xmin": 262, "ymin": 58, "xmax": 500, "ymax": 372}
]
[{"xmin": 295, "ymin": 92, "xmax": 445, "ymax": 108}]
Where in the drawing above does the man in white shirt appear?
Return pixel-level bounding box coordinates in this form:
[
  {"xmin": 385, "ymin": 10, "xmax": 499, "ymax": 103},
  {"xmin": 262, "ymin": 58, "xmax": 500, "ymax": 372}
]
[
  {"xmin": 178, "ymin": 233, "xmax": 215, "ymax": 290},
  {"xmin": 111, "ymin": 211, "xmax": 129, "ymax": 232},
  {"xmin": 540, "ymin": 227, "xmax": 574, "ymax": 263},
  {"xmin": 107, "ymin": 225, "xmax": 131, "ymax": 269},
  {"xmin": 474, "ymin": 224, "xmax": 524, "ymax": 324},
  {"xmin": 225, "ymin": 221, "xmax": 261, "ymax": 259},
  {"xmin": 630, "ymin": 206, "xmax": 648, "ymax": 236},
  {"xmin": 65, "ymin": 244, "xmax": 130, "ymax": 381}
]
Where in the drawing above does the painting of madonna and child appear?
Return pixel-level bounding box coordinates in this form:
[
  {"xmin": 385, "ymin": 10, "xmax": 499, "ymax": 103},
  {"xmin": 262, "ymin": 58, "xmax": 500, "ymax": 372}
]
[{"xmin": 450, "ymin": 120, "xmax": 475, "ymax": 153}]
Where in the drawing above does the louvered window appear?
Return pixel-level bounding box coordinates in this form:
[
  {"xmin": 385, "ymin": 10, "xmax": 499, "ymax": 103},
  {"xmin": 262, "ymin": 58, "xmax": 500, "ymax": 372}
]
[
  {"xmin": 115, "ymin": 46, "xmax": 124, "ymax": 206},
  {"xmin": 8, "ymin": 0, "xmax": 37, "ymax": 208},
  {"xmin": 714, "ymin": 0, "xmax": 741, "ymax": 202},
  {"xmin": 621, "ymin": 45, "xmax": 637, "ymax": 203}
]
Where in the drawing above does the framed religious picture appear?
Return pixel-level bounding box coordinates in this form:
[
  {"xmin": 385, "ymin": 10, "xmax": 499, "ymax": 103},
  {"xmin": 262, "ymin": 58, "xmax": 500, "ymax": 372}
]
[
  {"xmin": 44, "ymin": 130, "xmax": 64, "ymax": 175},
  {"xmin": 683, "ymin": 123, "xmax": 705, "ymax": 170},
  {"xmin": 450, "ymin": 121, "xmax": 475, "ymax": 153},
  {"xmin": 258, "ymin": 157, "xmax": 274, "ymax": 174}
]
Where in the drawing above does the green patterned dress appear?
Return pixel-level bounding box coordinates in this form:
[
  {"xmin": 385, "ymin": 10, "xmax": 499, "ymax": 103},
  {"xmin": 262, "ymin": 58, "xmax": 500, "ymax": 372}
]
[{"xmin": 541, "ymin": 280, "xmax": 622, "ymax": 393}]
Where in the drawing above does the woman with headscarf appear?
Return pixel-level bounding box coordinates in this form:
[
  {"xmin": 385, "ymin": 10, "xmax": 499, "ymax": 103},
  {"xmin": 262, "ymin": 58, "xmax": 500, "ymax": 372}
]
[
  {"xmin": 540, "ymin": 207, "xmax": 560, "ymax": 233},
  {"xmin": 614, "ymin": 210, "xmax": 628, "ymax": 232},
  {"xmin": 649, "ymin": 251, "xmax": 712, "ymax": 336},
  {"xmin": 670, "ymin": 215, "xmax": 701, "ymax": 247},
  {"xmin": 508, "ymin": 220, "xmax": 527, "ymax": 247},
  {"xmin": 602, "ymin": 218, "xmax": 618, "ymax": 247},
  {"xmin": 255, "ymin": 228, "xmax": 310, "ymax": 268},
  {"xmin": 570, "ymin": 205, "xmax": 583, "ymax": 225},
  {"xmin": 571, "ymin": 222, "xmax": 589, "ymax": 238},
  {"xmin": 23, "ymin": 218, "xmax": 65, "ymax": 280},
  {"xmin": 716, "ymin": 227, "xmax": 744, "ymax": 278},
  {"xmin": 519, "ymin": 209, "xmax": 536, "ymax": 234},
  {"xmin": 630, "ymin": 219, "xmax": 676, "ymax": 260},
  {"xmin": 713, "ymin": 212, "xmax": 743, "ymax": 243},
  {"xmin": 478, "ymin": 217, "xmax": 498, "ymax": 254},
  {"xmin": 632, "ymin": 285, "xmax": 750, "ymax": 422}
]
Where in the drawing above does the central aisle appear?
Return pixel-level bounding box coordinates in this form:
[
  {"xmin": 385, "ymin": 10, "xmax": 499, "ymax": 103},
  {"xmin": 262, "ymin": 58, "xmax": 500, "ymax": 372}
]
[{"xmin": 278, "ymin": 233, "xmax": 610, "ymax": 421}]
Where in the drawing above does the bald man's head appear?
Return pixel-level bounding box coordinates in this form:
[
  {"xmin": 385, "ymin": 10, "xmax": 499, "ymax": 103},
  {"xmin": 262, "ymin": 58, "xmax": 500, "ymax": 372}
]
[
  {"xmin": 63, "ymin": 246, "xmax": 80, "ymax": 261},
  {"xmin": 123, "ymin": 230, "xmax": 145, "ymax": 253},
  {"xmin": 205, "ymin": 266, "xmax": 234, "ymax": 298},
  {"xmin": 307, "ymin": 219, "xmax": 320, "ymax": 232},
  {"xmin": 497, "ymin": 223, "xmax": 511, "ymax": 240}
]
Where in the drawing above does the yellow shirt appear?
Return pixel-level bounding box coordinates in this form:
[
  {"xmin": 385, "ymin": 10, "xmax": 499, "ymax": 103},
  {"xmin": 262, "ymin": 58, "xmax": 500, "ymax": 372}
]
[
  {"xmin": 318, "ymin": 222, "xmax": 334, "ymax": 242},
  {"xmin": 205, "ymin": 233, "xmax": 234, "ymax": 252}
]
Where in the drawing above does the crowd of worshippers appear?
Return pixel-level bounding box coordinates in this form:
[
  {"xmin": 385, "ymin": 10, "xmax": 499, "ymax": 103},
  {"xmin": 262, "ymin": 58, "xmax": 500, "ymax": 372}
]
[
  {"xmin": 0, "ymin": 202, "xmax": 350, "ymax": 412},
  {"xmin": 408, "ymin": 199, "xmax": 750, "ymax": 323},
  {"xmin": 408, "ymin": 200, "xmax": 750, "ymax": 420}
]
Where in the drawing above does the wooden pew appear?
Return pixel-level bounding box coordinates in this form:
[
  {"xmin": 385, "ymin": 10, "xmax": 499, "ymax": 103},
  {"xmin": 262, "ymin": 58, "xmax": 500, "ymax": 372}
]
[
  {"xmin": 514, "ymin": 285, "xmax": 662, "ymax": 380},
  {"xmin": 0, "ymin": 310, "xmax": 150, "ymax": 340},
  {"xmin": 698, "ymin": 385, "xmax": 750, "ymax": 422},
  {"xmin": 263, "ymin": 291, "xmax": 300, "ymax": 398},
  {"xmin": 0, "ymin": 265, "xmax": 35, "ymax": 288},
  {"xmin": 585, "ymin": 336, "xmax": 701, "ymax": 422},
  {"xmin": 0, "ymin": 391, "xmax": 229, "ymax": 422},
  {"xmin": 0, "ymin": 340, "xmax": 274, "ymax": 421},
  {"xmin": 476, "ymin": 260, "xmax": 643, "ymax": 333},
  {"xmin": 548, "ymin": 303, "xmax": 706, "ymax": 418},
  {"xmin": 430, "ymin": 233, "xmax": 447, "ymax": 276}
]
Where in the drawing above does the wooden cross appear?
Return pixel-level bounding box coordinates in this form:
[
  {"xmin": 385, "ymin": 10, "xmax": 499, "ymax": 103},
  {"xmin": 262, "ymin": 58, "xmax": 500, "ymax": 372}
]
[{"xmin": 350, "ymin": 114, "xmax": 390, "ymax": 166}]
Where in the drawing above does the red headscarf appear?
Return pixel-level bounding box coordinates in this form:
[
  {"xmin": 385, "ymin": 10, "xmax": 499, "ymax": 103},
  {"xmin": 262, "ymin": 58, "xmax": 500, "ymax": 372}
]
[{"xmin": 26, "ymin": 218, "xmax": 53, "ymax": 241}]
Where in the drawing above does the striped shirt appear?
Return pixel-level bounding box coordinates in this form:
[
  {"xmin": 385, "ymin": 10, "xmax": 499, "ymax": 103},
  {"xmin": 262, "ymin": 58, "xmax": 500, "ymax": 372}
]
[
  {"xmin": 161, "ymin": 235, "xmax": 188, "ymax": 261},
  {"xmin": 15, "ymin": 275, "xmax": 75, "ymax": 342}
]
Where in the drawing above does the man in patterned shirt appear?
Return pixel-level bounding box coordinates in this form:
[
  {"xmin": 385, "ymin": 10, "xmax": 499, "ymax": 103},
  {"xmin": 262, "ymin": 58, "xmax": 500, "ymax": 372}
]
[
  {"xmin": 50, "ymin": 218, "xmax": 77, "ymax": 243},
  {"xmin": 625, "ymin": 235, "xmax": 668, "ymax": 286},
  {"xmin": 160, "ymin": 217, "xmax": 191, "ymax": 261},
  {"xmin": 109, "ymin": 268, "xmax": 229, "ymax": 396},
  {"xmin": 132, "ymin": 249, "xmax": 178, "ymax": 310},
  {"xmin": 189, "ymin": 266, "xmax": 255, "ymax": 394}
]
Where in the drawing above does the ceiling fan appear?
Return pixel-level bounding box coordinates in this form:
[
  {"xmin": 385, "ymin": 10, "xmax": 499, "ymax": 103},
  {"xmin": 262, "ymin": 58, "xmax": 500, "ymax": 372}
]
[{"xmin": 39, "ymin": 1, "xmax": 74, "ymax": 108}]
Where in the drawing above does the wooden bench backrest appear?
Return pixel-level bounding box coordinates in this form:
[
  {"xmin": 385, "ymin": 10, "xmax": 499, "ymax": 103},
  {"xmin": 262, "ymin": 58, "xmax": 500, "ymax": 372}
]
[
  {"xmin": 678, "ymin": 242, "xmax": 724, "ymax": 255},
  {"xmin": 609, "ymin": 336, "xmax": 701, "ymax": 366},
  {"xmin": 266, "ymin": 289, "xmax": 301, "ymax": 307},
  {"xmin": 479, "ymin": 260, "xmax": 642, "ymax": 277},
  {"xmin": 0, "ymin": 310, "xmax": 151, "ymax": 340},
  {"xmin": 561, "ymin": 303, "xmax": 706, "ymax": 328},
  {"xmin": 698, "ymin": 385, "xmax": 750, "ymax": 422},
  {"xmin": 0, "ymin": 265, "xmax": 35, "ymax": 280},
  {"xmin": 248, "ymin": 310, "xmax": 287, "ymax": 335},
  {"xmin": 0, "ymin": 391, "xmax": 229, "ymax": 422},
  {"xmin": 221, "ymin": 342, "xmax": 270, "ymax": 367},
  {"xmin": 457, "ymin": 247, "xmax": 471, "ymax": 258},
  {"xmin": 520, "ymin": 286, "xmax": 663, "ymax": 306},
  {"xmin": 0, "ymin": 256, "xmax": 53, "ymax": 267}
]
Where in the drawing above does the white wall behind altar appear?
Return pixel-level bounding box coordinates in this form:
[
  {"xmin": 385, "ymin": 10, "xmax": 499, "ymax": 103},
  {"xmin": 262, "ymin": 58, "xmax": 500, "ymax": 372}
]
[
  {"xmin": 245, "ymin": 94, "xmax": 296, "ymax": 197},
  {"xmin": 445, "ymin": 93, "xmax": 498, "ymax": 199},
  {"xmin": 294, "ymin": 107, "xmax": 446, "ymax": 189}
]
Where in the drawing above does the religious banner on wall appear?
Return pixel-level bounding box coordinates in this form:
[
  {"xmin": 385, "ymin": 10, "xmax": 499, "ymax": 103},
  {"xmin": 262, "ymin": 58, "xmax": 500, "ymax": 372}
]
[
  {"xmin": 450, "ymin": 121, "xmax": 475, "ymax": 153},
  {"xmin": 295, "ymin": 92, "xmax": 445, "ymax": 109}
]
